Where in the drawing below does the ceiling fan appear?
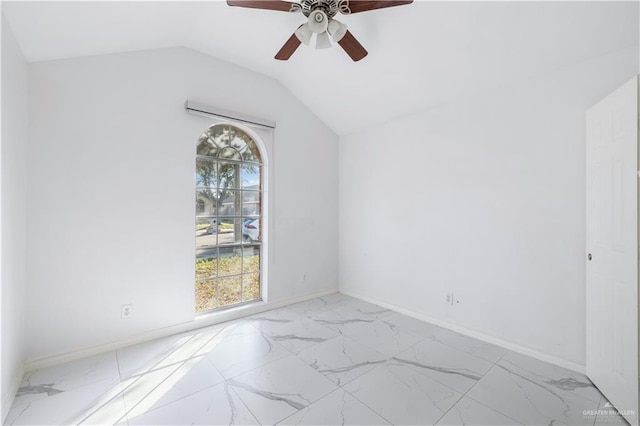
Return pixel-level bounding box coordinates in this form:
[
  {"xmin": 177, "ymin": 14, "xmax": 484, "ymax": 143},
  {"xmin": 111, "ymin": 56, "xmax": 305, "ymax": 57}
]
[{"xmin": 227, "ymin": 0, "xmax": 413, "ymax": 62}]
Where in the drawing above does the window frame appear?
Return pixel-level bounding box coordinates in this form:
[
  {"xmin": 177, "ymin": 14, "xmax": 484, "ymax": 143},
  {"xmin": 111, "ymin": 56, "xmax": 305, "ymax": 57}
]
[{"xmin": 195, "ymin": 123, "xmax": 267, "ymax": 313}]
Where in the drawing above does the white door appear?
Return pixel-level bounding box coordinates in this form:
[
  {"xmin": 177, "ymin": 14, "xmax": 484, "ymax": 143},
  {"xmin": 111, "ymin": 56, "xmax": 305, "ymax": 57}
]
[{"xmin": 586, "ymin": 76, "xmax": 638, "ymax": 426}]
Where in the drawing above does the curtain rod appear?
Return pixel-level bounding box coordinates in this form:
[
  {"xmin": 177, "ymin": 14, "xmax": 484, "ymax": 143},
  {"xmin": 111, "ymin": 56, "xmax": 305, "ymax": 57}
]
[{"xmin": 185, "ymin": 101, "xmax": 276, "ymax": 129}]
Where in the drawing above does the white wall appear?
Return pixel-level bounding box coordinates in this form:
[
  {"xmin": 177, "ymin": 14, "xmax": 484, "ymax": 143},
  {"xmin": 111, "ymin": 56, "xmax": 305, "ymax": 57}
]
[
  {"xmin": 339, "ymin": 46, "xmax": 639, "ymax": 368},
  {"xmin": 26, "ymin": 47, "xmax": 338, "ymax": 361},
  {"xmin": 1, "ymin": 14, "xmax": 28, "ymax": 421}
]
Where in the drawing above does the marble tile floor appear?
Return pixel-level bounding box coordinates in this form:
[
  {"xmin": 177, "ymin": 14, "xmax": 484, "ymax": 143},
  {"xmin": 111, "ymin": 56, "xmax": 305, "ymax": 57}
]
[{"xmin": 4, "ymin": 293, "xmax": 630, "ymax": 426}]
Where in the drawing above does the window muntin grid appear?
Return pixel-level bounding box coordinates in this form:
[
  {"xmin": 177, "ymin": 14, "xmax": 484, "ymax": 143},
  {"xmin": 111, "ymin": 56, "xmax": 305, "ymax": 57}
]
[{"xmin": 195, "ymin": 124, "xmax": 263, "ymax": 312}]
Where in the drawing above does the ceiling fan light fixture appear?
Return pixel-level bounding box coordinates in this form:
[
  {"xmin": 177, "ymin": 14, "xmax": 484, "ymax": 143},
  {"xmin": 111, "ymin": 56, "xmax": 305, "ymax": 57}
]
[
  {"xmin": 307, "ymin": 9, "xmax": 328, "ymax": 34},
  {"xmin": 316, "ymin": 31, "xmax": 332, "ymax": 49},
  {"xmin": 226, "ymin": 0, "xmax": 414, "ymax": 61},
  {"xmin": 294, "ymin": 23, "xmax": 313, "ymax": 45},
  {"xmin": 327, "ymin": 19, "xmax": 348, "ymax": 42}
]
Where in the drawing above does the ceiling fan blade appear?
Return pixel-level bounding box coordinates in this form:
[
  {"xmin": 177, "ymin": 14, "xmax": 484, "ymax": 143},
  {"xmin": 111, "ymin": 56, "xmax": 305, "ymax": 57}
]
[
  {"xmin": 275, "ymin": 33, "xmax": 302, "ymax": 60},
  {"xmin": 337, "ymin": 30, "xmax": 368, "ymax": 61},
  {"xmin": 346, "ymin": 0, "xmax": 413, "ymax": 14},
  {"xmin": 227, "ymin": 0, "xmax": 297, "ymax": 12}
]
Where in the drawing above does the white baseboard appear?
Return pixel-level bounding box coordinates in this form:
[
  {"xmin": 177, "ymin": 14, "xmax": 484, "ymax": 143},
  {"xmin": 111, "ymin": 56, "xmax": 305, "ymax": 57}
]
[
  {"xmin": 24, "ymin": 286, "xmax": 585, "ymax": 378},
  {"xmin": 24, "ymin": 288, "xmax": 338, "ymax": 372},
  {"xmin": 339, "ymin": 288, "xmax": 586, "ymax": 375},
  {"xmin": 2, "ymin": 363, "xmax": 24, "ymax": 423}
]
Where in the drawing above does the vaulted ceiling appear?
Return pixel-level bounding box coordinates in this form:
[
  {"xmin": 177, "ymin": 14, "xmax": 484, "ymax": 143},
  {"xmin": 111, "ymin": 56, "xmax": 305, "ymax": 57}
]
[{"xmin": 2, "ymin": 1, "xmax": 638, "ymax": 135}]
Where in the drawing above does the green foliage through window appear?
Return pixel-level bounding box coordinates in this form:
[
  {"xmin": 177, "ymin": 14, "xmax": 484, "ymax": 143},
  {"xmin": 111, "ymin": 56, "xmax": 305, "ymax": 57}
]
[{"xmin": 195, "ymin": 124, "xmax": 263, "ymax": 312}]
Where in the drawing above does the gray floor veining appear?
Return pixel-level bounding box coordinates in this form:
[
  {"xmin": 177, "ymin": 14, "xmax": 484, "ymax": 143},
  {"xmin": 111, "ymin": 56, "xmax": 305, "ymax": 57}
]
[{"xmin": 4, "ymin": 293, "xmax": 629, "ymax": 425}]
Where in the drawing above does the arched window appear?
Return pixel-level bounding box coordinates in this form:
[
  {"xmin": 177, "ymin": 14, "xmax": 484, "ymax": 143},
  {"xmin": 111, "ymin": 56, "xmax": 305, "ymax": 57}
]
[{"xmin": 195, "ymin": 124, "xmax": 263, "ymax": 312}]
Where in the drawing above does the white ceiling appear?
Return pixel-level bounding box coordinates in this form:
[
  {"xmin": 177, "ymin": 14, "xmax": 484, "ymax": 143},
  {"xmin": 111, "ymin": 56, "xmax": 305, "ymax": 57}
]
[{"xmin": 3, "ymin": 1, "xmax": 638, "ymax": 135}]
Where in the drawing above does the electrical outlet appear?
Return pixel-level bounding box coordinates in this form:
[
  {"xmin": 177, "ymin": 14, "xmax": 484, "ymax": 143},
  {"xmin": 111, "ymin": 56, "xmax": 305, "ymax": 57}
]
[
  {"xmin": 445, "ymin": 292, "xmax": 454, "ymax": 306},
  {"xmin": 121, "ymin": 304, "xmax": 132, "ymax": 319}
]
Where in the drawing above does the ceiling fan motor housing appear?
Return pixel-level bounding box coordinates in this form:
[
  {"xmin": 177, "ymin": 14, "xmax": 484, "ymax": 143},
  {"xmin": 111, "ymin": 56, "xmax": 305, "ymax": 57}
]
[{"xmin": 299, "ymin": 0, "xmax": 347, "ymax": 18}]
